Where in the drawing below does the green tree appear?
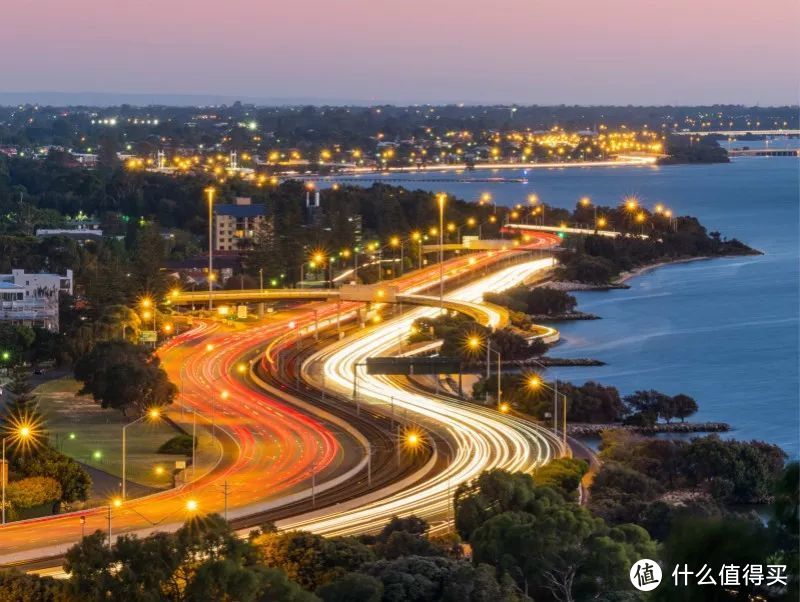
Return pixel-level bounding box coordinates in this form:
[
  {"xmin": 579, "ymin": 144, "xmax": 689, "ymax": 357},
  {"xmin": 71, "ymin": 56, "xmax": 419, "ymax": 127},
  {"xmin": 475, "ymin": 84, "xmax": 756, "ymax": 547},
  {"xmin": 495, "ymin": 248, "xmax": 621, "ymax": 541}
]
[
  {"xmin": 655, "ymin": 517, "xmax": 778, "ymax": 601},
  {"xmin": 5, "ymin": 476, "xmax": 61, "ymax": 514},
  {"xmin": 454, "ymin": 470, "xmax": 538, "ymax": 539},
  {"xmin": 360, "ymin": 556, "xmax": 522, "ymax": 602},
  {"xmin": 73, "ymin": 340, "xmax": 176, "ymax": 416},
  {"xmin": 130, "ymin": 223, "xmax": 168, "ymax": 298},
  {"xmin": 0, "ymin": 569, "xmax": 66, "ymax": 602},
  {"xmin": 470, "ymin": 489, "xmax": 656, "ymax": 601},
  {"xmin": 10, "ymin": 445, "xmax": 91, "ymax": 506},
  {"xmin": 588, "ymin": 462, "xmax": 664, "ymax": 526},
  {"xmin": 253, "ymin": 531, "xmax": 373, "ymax": 592},
  {"xmin": 316, "ymin": 572, "xmax": 383, "ymax": 602},
  {"xmin": 533, "ymin": 458, "xmax": 589, "ymax": 500},
  {"xmin": 671, "ymin": 394, "xmax": 698, "ymax": 422}
]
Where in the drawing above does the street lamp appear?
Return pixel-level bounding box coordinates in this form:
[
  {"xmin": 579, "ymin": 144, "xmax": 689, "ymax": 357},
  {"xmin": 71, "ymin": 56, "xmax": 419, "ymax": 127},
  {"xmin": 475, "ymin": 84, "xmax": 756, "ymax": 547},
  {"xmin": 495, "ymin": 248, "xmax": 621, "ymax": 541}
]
[
  {"xmin": 580, "ymin": 196, "xmax": 597, "ymax": 226},
  {"xmin": 436, "ymin": 193, "xmax": 446, "ymax": 308},
  {"xmin": 411, "ymin": 231, "xmax": 423, "ymax": 270},
  {"xmin": 389, "ymin": 235, "xmax": 404, "ymax": 276},
  {"xmin": 205, "ymin": 186, "xmax": 216, "ymax": 310},
  {"xmin": 527, "ymin": 375, "xmax": 567, "ymax": 448},
  {"xmin": 467, "ymin": 335, "xmax": 502, "ymax": 409},
  {"xmin": 122, "ymin": 407, "xmax": 162, "ymax": 499},
  {"xmin": 2, "ymin": 420, "xmax": 39, "ymax": 525},
  {"xmin": 107, "ymin": 496, "xmax": 122, "ymax": 548}
]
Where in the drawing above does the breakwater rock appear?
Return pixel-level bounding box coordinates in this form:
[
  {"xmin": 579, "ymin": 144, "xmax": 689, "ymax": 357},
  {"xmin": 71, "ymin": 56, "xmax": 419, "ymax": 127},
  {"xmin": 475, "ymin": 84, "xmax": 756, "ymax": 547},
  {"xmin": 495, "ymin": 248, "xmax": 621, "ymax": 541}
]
[{"xmin": 568, "ymin": 422, "xmax": 731, "ymax": 437}]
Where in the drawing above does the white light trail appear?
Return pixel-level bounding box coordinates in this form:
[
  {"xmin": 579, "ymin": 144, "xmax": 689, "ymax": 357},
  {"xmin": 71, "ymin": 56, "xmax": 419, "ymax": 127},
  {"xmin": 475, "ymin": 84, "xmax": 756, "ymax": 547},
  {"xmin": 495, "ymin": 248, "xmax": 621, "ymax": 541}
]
[{"xmin": 289, "ymin": 258, "xmax": 561, "ymax": 536}]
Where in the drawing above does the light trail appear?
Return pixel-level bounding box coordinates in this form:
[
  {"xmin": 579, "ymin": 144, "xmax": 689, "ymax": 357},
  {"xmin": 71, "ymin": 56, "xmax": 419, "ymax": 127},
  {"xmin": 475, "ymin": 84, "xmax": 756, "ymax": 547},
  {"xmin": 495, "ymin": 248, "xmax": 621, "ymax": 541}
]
[
  {"xmin": 0, "ymin": 238, "xmax": 560, "ymax": 567},
  {"xmin": 289, "ymin": 258, "xmax": 562, "ymax": 536}
]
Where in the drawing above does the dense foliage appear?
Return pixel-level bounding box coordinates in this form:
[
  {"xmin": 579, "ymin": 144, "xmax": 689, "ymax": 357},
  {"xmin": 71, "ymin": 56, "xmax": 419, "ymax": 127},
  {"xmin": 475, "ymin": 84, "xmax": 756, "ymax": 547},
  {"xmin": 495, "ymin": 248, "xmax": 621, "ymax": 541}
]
[
  {"xmin": 484, "ymin": 286, "xmax": 577, "ymax": 316},
  {"xmin": 556, "ymin": 220, "xmax": 757, "ymax": 284},
  {"xmin": 73, "ymin": 340, "xmax": 177, "ymax": 415},
  {"xmin": 590, "ymin": 430, "xmax": 788, "ymax": 539},
  {"xmin": 471, "ymin": 375, "xmax": 698, "ymax": 425},
  {"xmin": 408, "ymin": 313, "xmax": 546, "ymax": 362},
  {"xmin": 455, "ymin": 469, "xmax": 657, "ymax": 600},
  {"xmin": 658, "ymin": 135, "xmax": 730, "ymax": 164}
]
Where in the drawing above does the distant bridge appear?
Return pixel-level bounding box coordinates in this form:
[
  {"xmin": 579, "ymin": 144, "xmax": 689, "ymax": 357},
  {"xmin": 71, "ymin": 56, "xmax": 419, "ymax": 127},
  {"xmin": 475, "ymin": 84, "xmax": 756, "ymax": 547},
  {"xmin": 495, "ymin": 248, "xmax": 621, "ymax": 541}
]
[
  {"xmin": 728, "ymin": 148, "xmax": 799, "ymax": 157},
  {"xmin": 673, "ymin": 130, "xmax": 799, "ymax": 137}
]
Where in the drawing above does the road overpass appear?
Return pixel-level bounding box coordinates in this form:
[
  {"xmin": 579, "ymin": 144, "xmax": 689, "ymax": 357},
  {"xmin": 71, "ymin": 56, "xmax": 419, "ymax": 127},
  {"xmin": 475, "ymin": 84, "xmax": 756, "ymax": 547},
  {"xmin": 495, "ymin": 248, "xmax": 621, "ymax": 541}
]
[{"xmin": 170, "ymin": 287, "xmax": 510, "ymax": 329}]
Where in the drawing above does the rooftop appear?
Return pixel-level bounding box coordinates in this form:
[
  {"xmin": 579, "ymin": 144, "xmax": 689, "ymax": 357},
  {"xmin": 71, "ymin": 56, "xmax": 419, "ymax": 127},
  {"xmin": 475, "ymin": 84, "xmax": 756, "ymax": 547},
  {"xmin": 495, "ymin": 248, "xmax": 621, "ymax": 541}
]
[{"xmin": 214, "ymin": 204, "xmax": 266, "ymax": 218}]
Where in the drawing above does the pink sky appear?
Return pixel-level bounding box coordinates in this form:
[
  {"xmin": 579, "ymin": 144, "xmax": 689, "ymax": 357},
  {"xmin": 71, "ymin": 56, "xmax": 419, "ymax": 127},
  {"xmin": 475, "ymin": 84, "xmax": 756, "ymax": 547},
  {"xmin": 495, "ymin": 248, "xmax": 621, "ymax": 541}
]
[{"xmin": 3, "ymin": 0, "xmax": 798, "ymax": 104}]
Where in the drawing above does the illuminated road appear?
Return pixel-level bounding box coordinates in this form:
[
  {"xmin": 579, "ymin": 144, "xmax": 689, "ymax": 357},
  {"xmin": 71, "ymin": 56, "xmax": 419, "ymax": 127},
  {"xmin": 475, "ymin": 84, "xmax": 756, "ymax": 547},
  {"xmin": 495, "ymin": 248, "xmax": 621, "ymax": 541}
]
[
  {"xmin": 0, "ymin": 233, "xmax": 561, "ymax": 567},
  {"xmin": 286, "ymin": 258, "xmax": 564, "ymax": 536},
  {"xmin": 0, "ymin": 317, "xmax": 367, "ymax": 565}
]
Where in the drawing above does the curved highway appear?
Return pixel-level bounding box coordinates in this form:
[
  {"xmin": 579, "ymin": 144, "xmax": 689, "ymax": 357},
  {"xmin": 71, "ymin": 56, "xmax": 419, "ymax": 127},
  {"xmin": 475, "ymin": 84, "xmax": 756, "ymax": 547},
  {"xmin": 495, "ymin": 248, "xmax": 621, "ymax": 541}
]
[
  {"xmin": 0, "ymin": 233, "xmax": 561, "ymax": 567},
  {"xmin": 287, "ymin": 258, "xmax": 564, "ymax": 536}
]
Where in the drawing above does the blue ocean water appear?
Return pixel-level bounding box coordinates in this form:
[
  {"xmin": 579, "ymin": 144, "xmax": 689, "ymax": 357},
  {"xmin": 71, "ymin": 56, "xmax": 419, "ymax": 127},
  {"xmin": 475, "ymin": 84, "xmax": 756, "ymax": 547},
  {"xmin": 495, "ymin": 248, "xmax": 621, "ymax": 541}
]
[{"xmin": 327, "ymin": 157, "xmax": 799, "ymax": 455}]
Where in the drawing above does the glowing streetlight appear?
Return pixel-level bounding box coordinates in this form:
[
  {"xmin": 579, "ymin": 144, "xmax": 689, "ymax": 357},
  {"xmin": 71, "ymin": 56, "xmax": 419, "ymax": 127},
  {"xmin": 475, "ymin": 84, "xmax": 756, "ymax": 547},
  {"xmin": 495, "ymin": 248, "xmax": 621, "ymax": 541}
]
[
  {"xmin": 526, "ymin": 374, "xmax": 567, "ymax": 447},
  {"xmin": 122, "ymin": 408, "xmax": 162, "ymax": 499},
  {"xmin": 205, "ymin": 186, "xmax": 216, "ymax": 310},
  {"xmin": 2, "ymin": 420, "xmax": 40, "ymax": 524},
  {"xmin": 436, "ymin": 193, "xmax": 446, "ymax": 308},
  {"xmin": 465, "ymin": 335, "xmax": 502, "ymax": 406}
]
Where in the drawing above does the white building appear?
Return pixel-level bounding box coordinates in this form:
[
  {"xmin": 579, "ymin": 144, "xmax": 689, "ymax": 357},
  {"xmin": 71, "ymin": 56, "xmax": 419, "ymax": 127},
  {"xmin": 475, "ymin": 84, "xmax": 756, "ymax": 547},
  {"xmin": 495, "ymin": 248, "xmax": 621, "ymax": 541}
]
[
  {"xmin": 0, "ymin": 269, "xmax": 73, "ymax": 331},
  {"xmin": 213, "ymin": 197, "xmax": 267, "ymax": 252}
]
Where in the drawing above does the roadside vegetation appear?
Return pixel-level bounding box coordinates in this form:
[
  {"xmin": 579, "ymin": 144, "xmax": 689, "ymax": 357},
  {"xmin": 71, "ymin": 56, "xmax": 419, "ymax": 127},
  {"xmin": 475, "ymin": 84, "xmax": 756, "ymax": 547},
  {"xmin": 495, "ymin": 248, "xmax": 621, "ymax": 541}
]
[
  {"xmin": 555, "ymin": 217, "xmax": 757, "ymax": 285},
  {"xmin": 472, "ymin": 374, "xmax": 699, "ymax": 426},
  {"xmin": 407, "ymin": 313, "xmax": 547, "ymax": 361},
  {"xmin": 2, "ymin": 456, "xmax": 793, "ymax": 601}
]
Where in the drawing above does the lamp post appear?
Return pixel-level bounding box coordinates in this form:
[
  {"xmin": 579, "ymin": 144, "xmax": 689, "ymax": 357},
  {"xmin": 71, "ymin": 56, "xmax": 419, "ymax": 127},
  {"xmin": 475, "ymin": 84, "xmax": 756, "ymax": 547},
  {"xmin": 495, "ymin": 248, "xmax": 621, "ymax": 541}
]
[
  {"xmin": 527, "ymin": 374, "xmax": 567, "ymax": 449},
  {"xmin": 580, "ymin": 196, "xmax": 597, "ymax": 226},
  {"xmin": 467, "ymin": 336, "xmax": 502, "ymax": 409},
  {"xmin": 2, "ymin": 423, "xmax": 36, "ymax": 525},
  {"xmin": 389, "ymin": 236, "xmax": 403, "ymax": 276},
  {"xmin": 122, "ymin": 408, "xmax": 161, "ymax": 499},
  {"xmin": 107, "ymin": 497, "xmax": 122, "ymax": 548},
  {"xmin": 205, "ymin": 187, "xmax": 216, "ymax": 310},
  {"xmin": 411, "ymin": 232, "xmax": 422, "ymax": 270},
  {"xmin": 437, "ymin": 193, "xmax": 446, "ymax": 308}
]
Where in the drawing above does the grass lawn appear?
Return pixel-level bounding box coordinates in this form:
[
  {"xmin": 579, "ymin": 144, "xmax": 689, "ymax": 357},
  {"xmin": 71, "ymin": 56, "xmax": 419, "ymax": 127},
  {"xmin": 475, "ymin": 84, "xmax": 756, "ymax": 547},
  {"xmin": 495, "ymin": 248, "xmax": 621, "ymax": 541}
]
[{"xmin": 34, "ymin": 377, "xmax": 190, "ymax": 492}]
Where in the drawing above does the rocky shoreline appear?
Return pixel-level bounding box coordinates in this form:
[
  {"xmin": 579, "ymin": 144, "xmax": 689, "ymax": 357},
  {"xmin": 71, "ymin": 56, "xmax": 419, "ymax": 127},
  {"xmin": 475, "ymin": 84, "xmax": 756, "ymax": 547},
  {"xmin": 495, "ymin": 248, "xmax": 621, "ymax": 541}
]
[
  {"xmin": 528, "ymin": 311, "xmax": 600, "ymax": 321},
  {"xmin": 466, "ymin": 356, "xmax": 605, "ymax": 368},
  {"xmin": 568, "ymin": 422, "xmax": 731, "ymax": 437},
  {"xmin": 543, "ymin": 281, "xmax": 630, "ymax": 292}
]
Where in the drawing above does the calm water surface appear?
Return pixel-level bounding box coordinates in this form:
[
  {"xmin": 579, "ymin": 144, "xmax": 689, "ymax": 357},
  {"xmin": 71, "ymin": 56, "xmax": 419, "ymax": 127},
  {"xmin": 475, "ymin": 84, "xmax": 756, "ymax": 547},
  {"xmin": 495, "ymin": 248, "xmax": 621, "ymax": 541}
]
[{"xmin": 326, "ymin": 156, "xmax": 800, "ymax": 455}]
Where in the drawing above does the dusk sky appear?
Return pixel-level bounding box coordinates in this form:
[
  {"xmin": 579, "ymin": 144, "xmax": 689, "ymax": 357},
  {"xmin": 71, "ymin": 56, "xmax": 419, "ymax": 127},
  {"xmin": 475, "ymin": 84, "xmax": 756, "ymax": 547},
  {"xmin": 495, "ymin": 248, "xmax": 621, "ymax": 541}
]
[{"xmin": 3, "ymin": 0, "xmax": 798, "ymax": 105}]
